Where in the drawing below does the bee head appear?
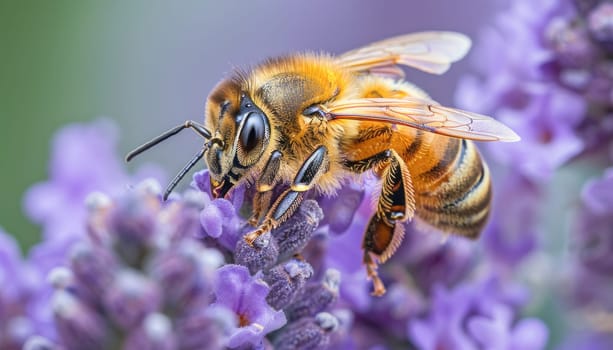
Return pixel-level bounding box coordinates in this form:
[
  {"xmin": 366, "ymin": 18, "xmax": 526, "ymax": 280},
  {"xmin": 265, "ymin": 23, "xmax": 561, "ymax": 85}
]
[{"xmin": 205, "ymin": 83, "xmax": 271, "ymax": 199}]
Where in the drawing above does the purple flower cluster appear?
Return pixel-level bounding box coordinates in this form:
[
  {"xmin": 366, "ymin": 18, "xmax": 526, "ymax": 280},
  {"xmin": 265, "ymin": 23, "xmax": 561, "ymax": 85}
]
[
  {"xmin": 23, "ymin": 119, "xmax": 165, "ymax": 242},
  {"xmin": 319, "ymin": 183, "xmax": 548, "ymax": 349},
  {"xmin": 2, "ymin": 118, "xmax": 552, "ymax": 350},
  {"xmin": 456, "ymin": 0, "xmax": 613, "ymax": 348},
  {"xmin": 28, "ymin": 183, "xmax": 232, "ymax": 349},
  {"xmin": 566, "ymin": 168, "xmax": 613, "ymax": 341},
  {"xmin": 60, "ymin": 171, "xmax": 354, "ymax": 349},
  {"xmin": 456, "ymin": 0, "xmax": 613, "ymax": 182},
  {"xmin": 6, "ymin": 118, "xmax": 344, "ymax": 350},
  {"xmin": 409, "ymin": 277, "xmax": 547, "ymax": 350},
  {"xmin": 25, "ymin": 178, "xmax": 332, "ymax": 350}
]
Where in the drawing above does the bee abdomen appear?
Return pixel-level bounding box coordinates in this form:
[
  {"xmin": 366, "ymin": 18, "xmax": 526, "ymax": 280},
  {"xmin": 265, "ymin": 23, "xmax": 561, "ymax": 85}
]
[{"xmin": 414, "ymin": 140, "xmax": 492, "ymax": 238}]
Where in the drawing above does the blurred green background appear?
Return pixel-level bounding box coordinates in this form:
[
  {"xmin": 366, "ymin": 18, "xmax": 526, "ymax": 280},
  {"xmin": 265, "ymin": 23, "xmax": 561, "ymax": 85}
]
[{"xmin": 0, "ymin": 1, "xmax": 499, "ymax": 251}]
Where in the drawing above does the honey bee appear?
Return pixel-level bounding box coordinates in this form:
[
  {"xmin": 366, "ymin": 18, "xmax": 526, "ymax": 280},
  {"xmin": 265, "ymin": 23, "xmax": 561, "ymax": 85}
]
[{"xmin": 127, "ymin": 31, "xmax": 519, "ymax": 296}]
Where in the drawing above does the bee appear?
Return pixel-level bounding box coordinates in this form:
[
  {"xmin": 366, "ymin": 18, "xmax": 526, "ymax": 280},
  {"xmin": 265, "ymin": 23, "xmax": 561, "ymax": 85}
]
[{"xmin": 127, "ymin": 31, "xmax": 519, "ymax": 296}]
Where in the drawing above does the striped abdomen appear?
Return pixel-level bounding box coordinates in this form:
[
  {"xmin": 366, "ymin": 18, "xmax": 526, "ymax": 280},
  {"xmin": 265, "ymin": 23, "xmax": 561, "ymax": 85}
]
[
  {"xmin": 346, "ymin": 77, "xmax": 493, "ymax": 238},
  {"xmin": 400, "ymin": 132, "xmax": 491, "ymax": 238}
]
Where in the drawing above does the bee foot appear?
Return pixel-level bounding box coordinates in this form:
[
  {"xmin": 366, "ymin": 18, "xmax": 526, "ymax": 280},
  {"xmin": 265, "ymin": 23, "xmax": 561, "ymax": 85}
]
[
  {"xmin": 364, "ymin": 253, "xmax": 386, "ymax": 296},
  {"xmin": 244, "ymin": 230, "xmax": 262, "ymax": 246},
  {"xmin": 370, "ymin": 276, "xmax": 386, "ymax": 296},
  {"xmin": 244, "ymin": 221, "xmax": 273, "ymax": 247},
  {"xmin": 246, "ymin": 216, "xmax": 259, "ymax": 227}
]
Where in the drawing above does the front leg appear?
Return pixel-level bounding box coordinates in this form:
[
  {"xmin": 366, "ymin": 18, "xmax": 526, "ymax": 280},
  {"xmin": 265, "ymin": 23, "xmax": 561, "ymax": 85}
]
[
  {"xmin": 244, "ymin": 146, "xmax": 329, "ymax": 245},
  {"xmin": 249, "ymin": 150, "xmax": 283, "ymax": 226}
]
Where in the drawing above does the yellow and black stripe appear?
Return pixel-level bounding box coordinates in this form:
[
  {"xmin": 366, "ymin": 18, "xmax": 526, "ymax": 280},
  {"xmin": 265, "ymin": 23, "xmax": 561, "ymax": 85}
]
[{"xmin": 411, "ymin": 138, "xmax": 491, "ymax": 239}]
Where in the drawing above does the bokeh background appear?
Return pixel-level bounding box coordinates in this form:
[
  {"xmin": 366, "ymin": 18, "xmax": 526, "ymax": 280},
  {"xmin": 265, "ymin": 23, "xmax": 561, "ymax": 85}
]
[
  {"xmin": 6, "ymin": 1, "xmax": 613, "ymax": 348},
  {"xmin": 0, "ymin": 0, "xmax": 502, "ymax": 250}
]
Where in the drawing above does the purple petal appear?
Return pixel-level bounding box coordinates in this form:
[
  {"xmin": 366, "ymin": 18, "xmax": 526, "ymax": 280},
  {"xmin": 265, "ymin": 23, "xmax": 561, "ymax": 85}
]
[
  {"xmin": 510, "ymin": 318, "xmax": 549, "ymax": 350},
  {"xmin": 213, "ymin": 199, "xmax": 236, "ymax": 219},
  {"xmin": 214, "ymin": 265, "xmax": 252, "ymax": 311},
  {"xmin": 192, "ymin": 170, "xmax": 211, "ymax": 195},
  {"xmin": 200, "ymin": 205, "xmax": 223, "ymax": 238}
]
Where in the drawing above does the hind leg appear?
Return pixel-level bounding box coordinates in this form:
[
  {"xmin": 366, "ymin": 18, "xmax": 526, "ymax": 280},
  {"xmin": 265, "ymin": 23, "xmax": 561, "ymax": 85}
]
[{"xmin": 346, "ymin": 149, "xmax": 415, "ymax": 296}]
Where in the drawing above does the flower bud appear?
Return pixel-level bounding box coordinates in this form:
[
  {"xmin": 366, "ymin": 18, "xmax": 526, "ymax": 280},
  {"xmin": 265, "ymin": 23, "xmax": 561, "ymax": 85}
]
[
  {"xmin": 69, "ymin": 242, "xmax": 117, "ymax": 303},
  {"xmin": 107, "ymin": 190, "xmax": 162, "ymax": 268},
  {"xmin": 264, "ymin": 259, "xmax": 314, "ymax": 310},
  {"xmin": 273, "ymin": 200, "xmax": 323, "ymax": 260},
  {"xmin": 175, "ymin": 305, "xmax": 236, "ymax": 350},
  {"xmin": 5, "ymin": 316, "xmax": 34, "ymax": 350},
  {"xmin": 149, "ymin": 241, "xmax": 222, "ymax": 310},
  {"xmin": 52, "ymin": 290, "xmax": 109, "ymax": 350},
  {"xmin": 123, "ymin": 313, "xmax": 176, "ymax": 350},
  {"xmin": 546, "ymin": 16, "xmax": 595, "ymax": 68},
  {"xmin": 23, "ymin": 336, "xmax": 60, "ymax": 350},
  {"xmin": 47, "ymin": 267, "xmax": 74, "ymax": 290},
  {"xmin": 103, "ymin": 269, "xmax": 161, "ymax": 330},
  {"xmin": 588, "ymin": 2, "xmax": 613, "ymax": 51},
  {"xmin": 234, "ymin": 232, "xmax": 279, "ymax": 274},
  {"xmin": 286, "ymin": 268, "xmax": 340, "ymax": 321},
  {"xmin": 273, "ymin": 312, "xmax": 339, "ymax": 350}
]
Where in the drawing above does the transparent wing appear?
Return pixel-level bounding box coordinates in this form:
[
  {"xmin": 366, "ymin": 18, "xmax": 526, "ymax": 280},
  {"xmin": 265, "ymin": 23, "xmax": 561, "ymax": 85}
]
[
  {"xmin": 337, "ymin": 31, "xmax": 471, "ymax": 77},
  {"xmin": 322, "ymin": 97, "xmax": 520, "ymax": 142}
]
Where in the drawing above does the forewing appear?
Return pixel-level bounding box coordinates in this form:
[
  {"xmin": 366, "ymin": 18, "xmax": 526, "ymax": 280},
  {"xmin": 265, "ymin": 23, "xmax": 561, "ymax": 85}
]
[
  {"xmin": 337, "ymin": 31, "xmax": 472, "ymax": 77},
  {"xmin": 323, "ymin": 98, "xmax": 520, "ymax": 142}
]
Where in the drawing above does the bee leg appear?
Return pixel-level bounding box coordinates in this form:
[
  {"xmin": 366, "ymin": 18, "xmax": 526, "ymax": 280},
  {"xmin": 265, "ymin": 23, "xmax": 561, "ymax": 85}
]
[
  {"xmin": 249, "ymin": 192, "xmax": 272, "ymax": 226},
  {"xmin": 363, "ymin": 216, "xmax": 405, "ymax": 296},
  {"xmin": 343, "ymin": 150, "xmax": 392, "ymax": 173},
  {"xmin": 249, "ymin": 150, "xmax": 283, "ymax": 226},
  {"xmin": 244, "ymin": 146, "xmax": 329, "ymax": 245},
  {"xmin": 362, "ymin": 150, "xmax": 415, "ymax": 296}
]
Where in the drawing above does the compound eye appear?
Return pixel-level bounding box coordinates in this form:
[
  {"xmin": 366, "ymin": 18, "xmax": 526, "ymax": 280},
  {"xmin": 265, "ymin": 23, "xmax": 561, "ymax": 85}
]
[{"xmin": 239, "ymin": 112, "xmax": 266, "ymax": 154}]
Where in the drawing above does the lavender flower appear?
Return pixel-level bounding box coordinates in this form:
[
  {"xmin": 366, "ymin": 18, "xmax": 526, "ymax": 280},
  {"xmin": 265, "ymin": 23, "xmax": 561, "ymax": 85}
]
[
  {"xmin": 28, "ymin": 182, "xmax": 241, "ymax": 350},
  {"xmin": 212, "ymin": 264, "xmax": 286, "ymax": 348},
  {"xmin": 273, "ymin": 312, "xmax": 339, "ymax": 350},
  {"xmin": 194, "ymin": 170, "xmax": 245, "ymax": 250},
  {"xmin": 393, "ymin": 224, "xmax": 476, "ymax": 293},
  {"xmin": 123, "ymin": 313, "xmax": 176, "ymax": 350},
  {"xmin": 12, "ymin": 119, "xmax": 350, "ymax": 349},
  {"xmin": 458, "ymin": 60, "xmax": 586, "ymax": 181},
  {"xmin": 285, "ymin": 268, "xmax": 341, "ymax": 321},
  {"xmin": 23, "ymin": 336, "xmax": 59, "ymax": 350},
  {"xmin": 454, "ymin": 1, "xmax": 613, "ymax": 348},
  {"xmin": 173, "ymin": 305, "xmax": 236, "ymax": 350},
  {"xmin": 23, "ymin": 119, "xmax": 165, "ymax": 241},
  {"xmin": 272, "ymin": 199, "xmax": 324, "ymax": 261},
  {"xmin": 0, "ymin": 229, "xmax": 38, "ymax": 350},
  {"xmin": 569, "ymin": 168, "xmax": 613, "ymax": 312},
  {"xmin": 235, "ymin": 231, "xmax": 280, "ymax": 274},
  {"xmin": 581, "ymin": 167, "xmax": 613, "ymax": 216},
  {"xmin": 318, "ymin": 184, "xmax": 365, "ymax": 235},
  {"xmin": 51, "ymin": 289, "xmax": 110, "ymax": 350},
  {"xmin": 458, "ymin": 0, "xmax": 613, "ymax": 179},
  {"xmin": 409, "ymin": 276, "xmax": 548, "ymax": 350},
  {"xmin": 323, "ymin": 182, "xmax": 375, "ymax": 309},
  {"xmin": 263, "ymin": 259, "xmax": 314, "ymax": 310},
  {"xmin": 588, "ymin": 2, "xmax": 613, "ymax": 51},
  {"xmin": 481, "ymin": 174, "xmax": 542, "ymax": 267}
]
